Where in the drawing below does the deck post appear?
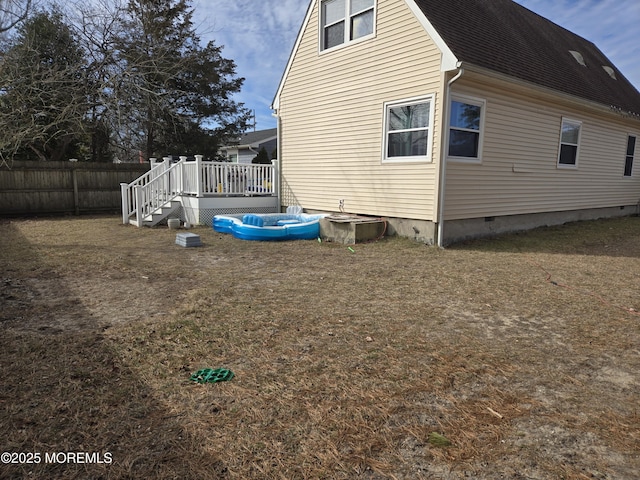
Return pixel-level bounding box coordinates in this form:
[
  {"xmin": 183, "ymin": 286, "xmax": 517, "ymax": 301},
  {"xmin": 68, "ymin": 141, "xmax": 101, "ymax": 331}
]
[
  {"xmin": 162, "ymin": 157, "xmax": 171, "ymax": 196},
  {"xmin": 195, "ymin": 155, "xmax": 204, "ymax": 197},
  {"xmin": 134, "ymin": 185, "xmax": 143, "ymax": 227},
  {"xmin": 120, "ymin": 183, "xmax": 129, "ymax": 224}
]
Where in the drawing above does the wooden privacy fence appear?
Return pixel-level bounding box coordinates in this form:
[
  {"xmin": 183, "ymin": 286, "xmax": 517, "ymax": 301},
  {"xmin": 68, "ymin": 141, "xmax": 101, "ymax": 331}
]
[{"xmin": 0, "ymin": 161, "xmax": 150, "ymax": 216}]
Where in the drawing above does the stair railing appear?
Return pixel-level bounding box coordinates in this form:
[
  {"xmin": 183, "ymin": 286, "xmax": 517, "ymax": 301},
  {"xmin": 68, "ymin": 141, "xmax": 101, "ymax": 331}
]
[
  {"xmin": 121, "ymin": 155, "xmax": 279, "ymax": 226},
  {"xmin": 121, "ymin": 157, "xmax": 185, "ymax": 225}
]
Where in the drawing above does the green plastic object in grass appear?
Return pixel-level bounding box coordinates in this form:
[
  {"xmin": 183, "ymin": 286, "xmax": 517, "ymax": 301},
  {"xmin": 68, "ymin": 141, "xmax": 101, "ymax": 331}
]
[
  {"xmin": 428, "ymin": 432, "xmax": 452, "ymax": 447},
  {"xmin": 190, "ymin": 368, "xmax": 234, "ymax": 384}
]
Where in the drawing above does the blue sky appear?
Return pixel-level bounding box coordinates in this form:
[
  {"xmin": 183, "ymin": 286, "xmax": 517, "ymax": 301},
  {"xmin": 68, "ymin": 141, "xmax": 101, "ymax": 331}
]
[{"xmin": 191, "ymin": 0, "xmax": 640, "ymax": 131}]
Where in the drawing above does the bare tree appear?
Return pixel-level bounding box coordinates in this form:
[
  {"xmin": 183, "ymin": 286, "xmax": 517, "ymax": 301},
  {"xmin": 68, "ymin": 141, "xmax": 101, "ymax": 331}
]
[
  {"xmin": 0, "ymin": 0, "xmax": 249, "ymax": 165},
  {"xmin": 63, "ymin": 0, "xmax": 127, "ymax": 162},
  {"xmin": 0, "ymin": 9, "xmax": 89, "ymax": 164},
  {"xmin": 0, "ymin": 0, "xmax": 32, "ymax": 34}
]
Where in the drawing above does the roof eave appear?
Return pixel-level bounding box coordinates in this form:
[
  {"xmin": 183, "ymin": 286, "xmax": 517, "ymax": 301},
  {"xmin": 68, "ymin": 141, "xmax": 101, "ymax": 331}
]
[
  {"xmin": 460, "ymin": 62, "xmax": 640, "ymax": 122},
  {"xmin": 404, "ymin": 0, "xmax": 459, "ymax": 72},
  {"xmin": 272, "ymin": 0, "xmax": 316, "ymax": 110},
  {"xmin": 221, "ymin": 135, "xmax": 278, "ymax": 150}
]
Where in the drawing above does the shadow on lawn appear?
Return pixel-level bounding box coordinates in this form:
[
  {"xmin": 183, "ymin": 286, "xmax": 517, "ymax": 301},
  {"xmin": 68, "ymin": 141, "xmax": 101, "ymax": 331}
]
[
  {"xmin": 450, "ymin": 216, "xmax": 640, "ymax": 258},
  {"xmin": 0, "ymin": 221, "xmax": 227, "ymax": 480}
]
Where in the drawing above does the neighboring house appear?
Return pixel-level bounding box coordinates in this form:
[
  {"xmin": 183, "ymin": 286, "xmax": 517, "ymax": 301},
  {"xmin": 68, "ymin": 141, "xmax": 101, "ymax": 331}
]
[
  {"xmin": 219, "ymin": 128, "xmax": 278, "ymax": 164},
  {"xmin": 272, "ymin": 0, "xmax": 640, "ymax": 245}
]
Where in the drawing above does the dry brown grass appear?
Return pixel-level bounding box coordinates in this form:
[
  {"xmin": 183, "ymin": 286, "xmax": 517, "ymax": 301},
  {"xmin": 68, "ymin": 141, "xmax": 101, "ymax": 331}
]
[{"xmin": 1, "ymin": 215, "xmax": 639, "ymax": 479}]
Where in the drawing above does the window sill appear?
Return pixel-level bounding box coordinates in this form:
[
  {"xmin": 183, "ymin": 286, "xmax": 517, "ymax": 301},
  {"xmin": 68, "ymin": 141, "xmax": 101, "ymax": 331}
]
[
  {"xmin": 382, "ymin": 157, "xmax": 432, "ymax": 164},
  {"xmin": 319, "ymin": 33, "xmax": 376, "ymax": 56},
  {"xmin": 446, "ymin": 156, "xmax": 482, "ymax": 164}
]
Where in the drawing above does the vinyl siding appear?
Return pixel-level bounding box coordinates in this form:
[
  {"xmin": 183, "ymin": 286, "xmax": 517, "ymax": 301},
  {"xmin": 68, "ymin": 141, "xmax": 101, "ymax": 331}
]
[
  {"xmin": 444, "ymin": 75, "xmax": 640, "ymax": 220},
  {"xmin": 278, "ymin": 0, "xmax": 444, "ymax": 220}
]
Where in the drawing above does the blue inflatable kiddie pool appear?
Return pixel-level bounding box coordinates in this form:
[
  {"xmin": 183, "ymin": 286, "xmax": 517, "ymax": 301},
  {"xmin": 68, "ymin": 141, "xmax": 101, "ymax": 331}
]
[{"xmin": 213, "ymin": 213, "xmax": 326, "ymax": 241}]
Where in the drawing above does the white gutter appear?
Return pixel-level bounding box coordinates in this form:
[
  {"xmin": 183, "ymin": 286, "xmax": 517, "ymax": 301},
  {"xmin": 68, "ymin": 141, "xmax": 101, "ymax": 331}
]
[
  {"xmin": 437, "ymin": 64, "xmax": 464, "ymax": 248},
  {"xmin": 272, "ymin": 112, "xmax": 282, "ymax": 212}
]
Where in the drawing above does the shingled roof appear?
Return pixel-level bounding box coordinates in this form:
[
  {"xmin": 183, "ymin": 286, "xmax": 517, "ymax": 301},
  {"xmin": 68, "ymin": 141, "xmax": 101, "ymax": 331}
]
[
  {"xmin": 414, "ymin": 0, "xmax": 640, "ymax": 117},
  {"xmin": 228, "ymin": 128, "xmax": 278, "ymax": 147}
]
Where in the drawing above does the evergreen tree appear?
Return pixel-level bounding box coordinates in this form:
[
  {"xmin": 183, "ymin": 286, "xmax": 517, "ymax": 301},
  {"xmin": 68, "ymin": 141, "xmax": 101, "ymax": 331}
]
[
  {"xmin": 251, "ymin": 146, "xmax": 270, "ymax": 165},
  {"xmin": 113, "ymin": 0, "xmax": 250, "ymax": 159}
]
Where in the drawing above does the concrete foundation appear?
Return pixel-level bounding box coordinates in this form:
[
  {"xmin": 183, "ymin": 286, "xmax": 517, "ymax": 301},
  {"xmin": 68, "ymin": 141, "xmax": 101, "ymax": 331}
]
[
  {"xmin": 320, "ymin": 215, "xmax": 387, "ymax": 244},
  {"xmin": 297, "ymin": 204, "xmax": 638, "ymax": 246},
  {"xmin": 385, "ymin": 217, "xmax": 437, "ymax": 245},
  {"xmin": 443, "ymin": 205, "xmax": 639, "ymax": 245}
]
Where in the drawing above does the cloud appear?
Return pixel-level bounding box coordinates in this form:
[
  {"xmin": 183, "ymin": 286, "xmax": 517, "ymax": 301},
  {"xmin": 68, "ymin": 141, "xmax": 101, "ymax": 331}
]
[{"xmin": 191, "ymin": 0, "xmax": 308, "ymax": 128}]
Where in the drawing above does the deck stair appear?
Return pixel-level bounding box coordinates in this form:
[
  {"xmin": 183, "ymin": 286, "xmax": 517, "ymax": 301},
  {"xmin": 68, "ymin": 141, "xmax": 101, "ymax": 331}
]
[{"xmin": 128, "ymin": 199, "xmax": 181, "ymax": 227}]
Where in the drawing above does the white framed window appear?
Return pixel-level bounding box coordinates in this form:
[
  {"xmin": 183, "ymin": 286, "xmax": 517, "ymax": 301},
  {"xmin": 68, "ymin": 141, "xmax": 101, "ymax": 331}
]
[
  {"xmin": 320, "ymin": 0, "xmax": 375, "ymax": 52},
  {"xmin": 447, "ymin": 94, "xmax": 485, "ymax": 162},
  {"xmin": 624, "ymin": 135, "xmax": 636, "ymax": 177},
  {"xmin": 382, "ymin": 95, "xmax": 435, "ymax": 163},
  {"xmin": 557, "ymin": 118, "xmax": 581, "ymax": 168}
]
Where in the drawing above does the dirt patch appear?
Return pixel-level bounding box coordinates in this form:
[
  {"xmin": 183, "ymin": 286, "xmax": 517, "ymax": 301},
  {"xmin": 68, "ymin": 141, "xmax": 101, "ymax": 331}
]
[{"xmin": 1, "ymin": 215, "xmax": 639, "ymax": 479}]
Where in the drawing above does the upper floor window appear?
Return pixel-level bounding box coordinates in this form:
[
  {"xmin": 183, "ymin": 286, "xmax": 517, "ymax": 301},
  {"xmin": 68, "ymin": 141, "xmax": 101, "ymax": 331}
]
[
  {"xmin": 321, "ymin": 0, "xmax": 375, "ymax": 51},
  {"xmin": 624, "ymin": 135, "xmax": 636, "ymax": 177},
  {"xmin": 558, "ymin": 118, "xmax": 581, "ymax": 167},
  {"xmin": 448, "ymin": 94, "xmax": 485, "ymax": 161}
]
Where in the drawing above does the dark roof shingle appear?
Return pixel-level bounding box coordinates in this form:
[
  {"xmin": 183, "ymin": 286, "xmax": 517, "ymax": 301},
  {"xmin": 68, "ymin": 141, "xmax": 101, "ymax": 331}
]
[
  {"xmin": 230, "ymin": 128, "xmax": 278, "ymax": 147},
  {"xmin": 414, "ymin": 0, "xmax": 640, "ymax": 116}
]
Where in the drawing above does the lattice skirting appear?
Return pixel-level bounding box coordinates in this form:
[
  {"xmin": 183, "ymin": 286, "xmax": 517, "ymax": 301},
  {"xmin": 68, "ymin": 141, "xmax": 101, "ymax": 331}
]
[
  {"xmin": 177, "ymin": 195, "xmax": 279, "ymax": 227},
  {"xmin": 198, "ymin": 206, "xmax": 277, "ymax": 227}
]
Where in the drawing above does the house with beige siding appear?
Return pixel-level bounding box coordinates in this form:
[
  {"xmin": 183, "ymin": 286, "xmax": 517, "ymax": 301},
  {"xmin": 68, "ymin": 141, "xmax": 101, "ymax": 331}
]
[{"xmin": 272, "ymin": 0, "xmax": 640, "ymax": 245}]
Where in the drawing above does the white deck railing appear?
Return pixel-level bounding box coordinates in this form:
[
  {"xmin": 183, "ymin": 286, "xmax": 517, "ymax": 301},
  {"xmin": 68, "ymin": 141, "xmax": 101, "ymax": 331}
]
[{"xmin": 121, "ymin": 155, "xmax": 278, "ymax": 225}]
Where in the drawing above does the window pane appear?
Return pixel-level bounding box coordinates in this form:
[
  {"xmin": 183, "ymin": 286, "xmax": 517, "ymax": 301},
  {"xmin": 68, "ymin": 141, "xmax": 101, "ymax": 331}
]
[
  {"xmin": 450, "ymin": 101, "xmax": 480, "ymax": 130},
  {"xmin": 561, "ymin": 122, "xmax": 580, "ymax": 144},
  {"xmin": 324, "ymin": 21, "xmax": 345, "ymax": 49},
  {"xmin": 322, "ymin": 0, "xmax": 345, "ymax": 26},
  {"xmin": 388, "ymin": 131, "xmax": 427, "ymax": 157},
  {"xmin": 350, "ymin": 0, "xmax": 374, "ymax": 14},
  {"xmin": 388, "ymin": 103, "xmax": 429, "ymax": 131},
  {"xmin": 627, "ymin": 136, "xmax": 636, "ymax": 157},
  {"xmin": 559, "ymin": 144, "xmax": 577, "ymax": 165},
  {"xmin": 449, "ymin": 130, "xmax": 479, "ymax": 158},
  {"xmin": 351, "ymin": 10, "xmax": 373, "ymax": 39}
]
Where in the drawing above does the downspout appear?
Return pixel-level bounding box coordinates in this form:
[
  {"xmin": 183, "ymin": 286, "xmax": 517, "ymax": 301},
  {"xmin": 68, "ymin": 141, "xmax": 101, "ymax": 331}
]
[
  {"xmin": 272, "ymin": 112, "xmax": 282, "ymax": 212},
  {"xmin": 437, "ymin": 63, "xmax": 464, "ymax": 248}
]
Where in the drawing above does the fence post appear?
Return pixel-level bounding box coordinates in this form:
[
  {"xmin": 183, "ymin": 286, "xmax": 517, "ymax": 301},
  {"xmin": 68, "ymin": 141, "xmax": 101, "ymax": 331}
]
[
  {"xmin": 195, "ymin": 155, "xmax": 203, "ymax": 197},
  {"xmin": 120, "ymin": 183, "xmax": 129, "ymax": 224},
  {"xmin": 72, "ymin": 168, "xmax": 80, "ymax": 215}
]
